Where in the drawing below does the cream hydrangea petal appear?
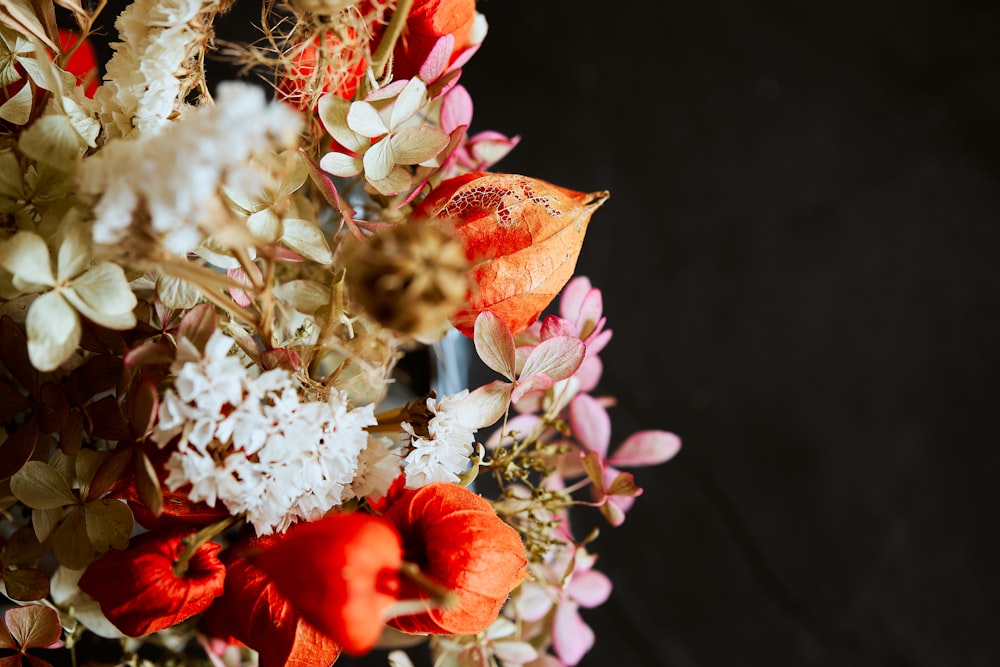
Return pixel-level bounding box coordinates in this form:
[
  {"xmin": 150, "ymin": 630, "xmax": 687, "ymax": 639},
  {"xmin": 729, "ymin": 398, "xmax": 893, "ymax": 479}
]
[
  {"xmin": 368, "ymin": 166, "xmax": 411, "ymax": 196},
  {"xmin": 389, "ymin": 77, "xmax": 427, "ymax": 129},
  {"xmin": 389, "ymin": 126, "xmax": 449, "ymax": 165},
  {"xmin": 347, "ymin": 100, "xmax": 389, "ymax": 138},
  {"xmin": 0, "ymin": 231, "xmax": 55, "ymax": 287},
  {"xmin": 18, "ymin": 114, "xmax": 85, "ymax": 166},
  {"xmin": 319, "ymin": 151, "xmax": 362, "ymax": 178},
  {"xmin": 363, "ymin": 138, "xmax": 394, "ymax": 181},
  {"xmin": 63, "ymin": 263, "xmax": 137, "ymax": 329},
  {"xmin": 246, "ymin": 208, "xmax": 282, "ymax": 242},
  {"xmin": 318, "ymin": 93, "xmax": 369, "ymax": 153},
  {"xmin": 56, "ymin": 222, "xmax": 93, "ymax": 282},
  {"xmin": 280, "ymin": 218, "xmax": 333, "ymax": 264},
  {"xmin": 0, "ymin": 82, "xmax": 33, "ymax": 125},
  {"xmin": 26, "ymin": 291, "xmax": 81, "ymax": 372}
]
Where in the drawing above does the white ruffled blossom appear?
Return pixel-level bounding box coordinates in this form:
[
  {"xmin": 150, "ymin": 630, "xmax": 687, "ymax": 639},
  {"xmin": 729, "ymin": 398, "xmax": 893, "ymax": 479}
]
[
  {"xmin": 403, "ymin": 390, "xmax": 476, "ymax": 488},
  {"xmin": 78, "ymin": 82, "xmax": 303, "ymax": 255},
  {"xmin": 153, "ymin": 330, "xmax": 377, "ymax": 534},
  {"xmin": 95, "ymin": 0, "xmax": 215, "ymax": 139},
  {"xmin": 0, "ymin": 217, "xmax": 137, "ymax": 371},
  {"xmin": 345, "ymin": 435, "xmax": 404, "ymax": 501}
]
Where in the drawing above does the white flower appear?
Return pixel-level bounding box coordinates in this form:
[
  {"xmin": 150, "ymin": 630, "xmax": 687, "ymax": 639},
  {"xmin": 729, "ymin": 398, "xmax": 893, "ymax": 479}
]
[
  {"xmin": 345, "ymin": 435, "xmax": 404, "ymax": 501},
  {"xmin": 402, "ymin": 390, "xmax": 476, "ymax": 488},
  {"xmin": 0, "ymin": 221, "xmax": 136, "ymax": 371},
  {"xmin": 79, "ymin": 81, "xmax": 303, "ymax": 256},
  {"xmin": 318, "ymin": 77, "xmax": 450, "ymax": 195}
]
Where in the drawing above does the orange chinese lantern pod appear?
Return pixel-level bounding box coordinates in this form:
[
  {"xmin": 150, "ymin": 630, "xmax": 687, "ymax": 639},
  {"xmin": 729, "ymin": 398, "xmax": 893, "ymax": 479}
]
[
  {"xmin": 201, "ymin": 535, "xmax": 343, "ymax": 667},
  {"xmin": 251, "ymin": 511, "xmax": 404, "ymax": 655},
  {"xmin": 58, "ymin": 29, "xmax": 99, "ymax": 98},
  {"xmin": 276, "ymin": 30, "xmax": 367, "ymax": 110},
  {"xmin": 77, "ymin": 528, "xmax": 226, "ymax": 637},
  {"xmin": 412, "ymin": 173, "xmax": 609, "ymax": 337},
  {"xmin": 382, "ymin": 482, "xmax": 528, "ymax": 635}
]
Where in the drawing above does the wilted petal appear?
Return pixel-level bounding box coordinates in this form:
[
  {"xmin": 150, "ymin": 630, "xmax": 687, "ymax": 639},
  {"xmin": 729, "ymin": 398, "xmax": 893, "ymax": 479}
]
[
  {"xmin": 390, "ymin": 126, "xmax": 449, "ymax": 165},
  {"xmin": 368, "ymin": 166, "xmax": 412, "ymax": 196},
  {"xmin": 474, "ymin": 311, "xmax": 516, "ymax": 379},
  {"xmin": 609, "ymin": 430, "xmax": 682, "ymax": 467},
  {"xmin": 4, "ymin": 604, "xmax": 63, "ymax": 650},
  {"xmin": 318, "ymin": 93, "xmax": 369, "ymax": 152},
  {"xmin": 389, "ymin": 77, "xmax": 427, "ymax": 128},
  {"xmin": 0, "ymin": 231, "xmax": 55, "ymax": 286},
  {"xmin": 419, "ymin": 34, "xmax": 454, "ymax": 83},
  {"xmin": 26, "ymin": 291, "xmax": 80, "ymax": 371},
  {"xmin": 319, "ymin": 150, "xmax": 363, "ymax": 178},
  {"xmin": 568, "ymin": 394, "xmax": 611, "ymax": 458},
  {"xmin": 281, "ymin": 218, "xmax": 333, "ymax": 264},
  {"xmin": 551, "ymin": 602, "xmax": 594, "ymax": 667},
  {"xmin": 520, "ymin": 336, "xmax": 584, "ymax": 384},
  {"xmin": 539, "ymin": 315, "xmax": 576, "ymax": 340},
  {"xmin": 347, "ymin": 100, "xmax": 389, "ymax": 138},
  {"xmin": 567, "ymin": 569, "xmax": 612, "ymax": 608},
  {"xmin": 458, "ymin": 381, "xmax": 512, "ymax": 429}
]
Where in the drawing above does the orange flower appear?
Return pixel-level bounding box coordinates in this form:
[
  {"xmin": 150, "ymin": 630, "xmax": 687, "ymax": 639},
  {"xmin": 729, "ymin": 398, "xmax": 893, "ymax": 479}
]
[
  {"xmin": 201, "ymin": 534, "xmax": 342, "ymax": 667},
  {"xmin": 413, "ymin": 172, "xmax": 608, "ymax": 337},
  {"xmin": 250, "ymin": 512, "xmax": 403, "ymax": 655},
  {"xmin": 383, "ymin": 482, "xmax": 527, "ymax": 635},
  {"xmin": 77, "ymin": 529, "xmax": 226, "ymax": 637}
]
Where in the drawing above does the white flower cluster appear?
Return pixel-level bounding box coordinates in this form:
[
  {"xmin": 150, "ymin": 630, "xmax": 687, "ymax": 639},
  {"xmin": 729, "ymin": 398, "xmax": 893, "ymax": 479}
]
[
  {"xmin": 95, "ymin": 0, "xmax": 217, "ymax": 139},
  {"xmin": 152, "ymin": 331, "xmax": 377, "ymax": 535},
  {"xmin": 402, "ymin": 390, "xmax": 476, "ymax": 487},
  {"xmin": 79, "ymin": 82, "xmax": 303, "ymax": 255}
]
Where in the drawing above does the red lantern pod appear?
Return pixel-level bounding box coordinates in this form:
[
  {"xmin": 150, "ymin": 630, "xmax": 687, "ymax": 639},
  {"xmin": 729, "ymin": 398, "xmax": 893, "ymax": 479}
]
[
  {"xmin": 413, "ymin": 172, "xmax": 608, "ymax": 337},
  {"xmin": 78, "ymin": 528, "xmax": 226, "ymax": 637},
  {"xmin": 383, "ymin": 482, "xmax": 527, "ymax": 635}
]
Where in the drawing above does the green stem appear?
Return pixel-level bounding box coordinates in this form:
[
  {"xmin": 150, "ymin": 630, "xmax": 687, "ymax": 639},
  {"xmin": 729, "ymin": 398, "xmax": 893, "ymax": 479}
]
[
  {"xmin": 173, "ymin": 516, "xmax": 236, "ymax": 577},
  {"xmin": 371, "ymin": 0, "xmax": 415, "ymax": 80}
]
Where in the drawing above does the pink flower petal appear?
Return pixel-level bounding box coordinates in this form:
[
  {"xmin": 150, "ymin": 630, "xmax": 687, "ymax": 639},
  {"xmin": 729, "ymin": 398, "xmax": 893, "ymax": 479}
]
[
  {"xmin": 514, "ymin": 582, "xmax": 554, "ymax": 622},
  {"xmin": 568, "ymin": 394, "xmax": 611, "ymax": 458},
  {"xmin": 419, "ymin": 34, "xmax": 454, "ymax": 83},
  {"xmin": 539, "ymin": 315, "xmax": 576, "ymax": 340},
  {"xmin": 440, "ymin": 84, "xmax": 473, "ymax": 134},
  {"xmin": 551, "ymin": 602, "xmax": 594, "ymax": 667},
  {"xmin": 574, "ymin": 356, "xmax": 603, "ymax": 394},
  {"xmin": 609, "ymin": 430, "xmax": 682, "ymax": 467},
  {"xmin": 458, "ymin": 380, "xmax": 512, "ymax": 429},
  {"xmin": 511, "ymin": 373, "xmax": 553, "ymax": 404},
  {"xmin": 485, "ymin": 413, "xmax": 541, "ymax": 448},
  {"xmin": 559, "ymin": 276, "xmax": 592, "ymax": 322},
  {"xmin": 520, "ymin": 336, "xmax": 584, "ymax": 383},
  {"xmin": 567, "ymin": 569, "xmax": 612, "ymax": 609}
]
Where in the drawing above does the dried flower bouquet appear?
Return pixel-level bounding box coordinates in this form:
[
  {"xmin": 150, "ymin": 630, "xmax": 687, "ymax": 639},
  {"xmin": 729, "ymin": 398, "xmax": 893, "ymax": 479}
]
[{"xmin": 0, "ymin": 0, "xmax": 681, "ymax": 665}]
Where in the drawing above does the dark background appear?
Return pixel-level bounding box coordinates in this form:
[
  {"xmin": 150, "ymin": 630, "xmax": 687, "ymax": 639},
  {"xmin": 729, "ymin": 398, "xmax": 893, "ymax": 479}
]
[{"xmin": 108, "ymin": 0, "xmax": 1000, "ymax": 665}]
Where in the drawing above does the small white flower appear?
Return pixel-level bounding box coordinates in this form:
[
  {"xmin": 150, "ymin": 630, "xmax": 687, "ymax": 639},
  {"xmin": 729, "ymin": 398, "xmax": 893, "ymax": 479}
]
[{"xmin": 402, "ymin": 390, "xmax": 476, "ymax": 488}]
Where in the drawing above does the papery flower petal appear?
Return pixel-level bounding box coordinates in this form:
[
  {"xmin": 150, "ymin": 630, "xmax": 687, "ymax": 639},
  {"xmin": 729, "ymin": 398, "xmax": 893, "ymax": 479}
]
[
  {"xmin": 458, "ymin": 381, "xmax": 512, "ymax": 429},
  {"xmin": 493, "ymin": 639, "xmax": 540, "ymax": 665},
  {"xmin": 560, "ymin": 276, "xmax": 592, "ymax": 322},
  {"xmin": 539, "ymin": 315, "xmax": 576, "ymax": 340},
  {"xmin": 251, "ymin": 512, "xmax": 403, "ymax": 655},
  {"xmin": 390, "ymin": 126, "xmax": 449, "ymax": 165},
  {"xmin": 0, "ymin": 231, "xmax": 54, "ymax": 287},
  {"xmin": 510, "ymin": 373, "xmax": 553, "ymax": 404},
  {"xmin": 474, "ymin": 311, "xmax": 516, "ymax": 379},
  {"xmin": 419, "ymin": 34, "xmax": 455, "ymax": 83},
  {"xmin": 566, "ymin": 569, "xmax": 612, "ymax": 609},
  {"xmin": 347, "ymin": 101, "xmax": 389, "ymax": 138},
  {"xmin": 281, "ymin": 218, "xmax": 334, "ymax": 264},
  {"xmin": 26, "ymin": 291, "xmax": 80, "ymax": 372},
  {"xmin": 575, "ymin": 356, "xmax": 603, "ymax": 393},
  {"xmin": 56, "ymin": 223, "xmax": 92, "ymax": 282},
  {"xmin": 364, "ymin": 137, "xmax": 395, "ymax": 181},
  {"xmin": 63, "ymin": 263, "xmax": 137, "ymax": 329},
  {"xmin": 3, "ymin": 604, "xmax": 62, "ymax": 650},
  {"xmin": 568, "ymin": 394, "xmax": 611, "ymax": 458},
  {"xmin": 513, "ymin": 581, "xmax": 554, "ymax": 622},
  {"xmin": 319, "ymin": 150, "xmax": 363, "ymax": 177},
  {"xmin": 384, "ymin": 483, "xmax": 527, "ymax": 636},
  {"xmin": 369, "ymin": 166, "xmax": 413, "ymax": 196},
  {"xmin": 246, "ymin": 208, "xmax": 282, "ymax": 242},
  {"xmin": 551, "ymin": 602, "xmax": 594, "ymax": 667},
  {"xmin": 318, "ymin": 94, "xmax": 370, "ymax": 153},
  {"xmin": 608, "ymin": 430, "xmax": 682, "ymax": 467},
  {"xmin": 389, "ymin": 78, "xmax": 428, "ymax": 128},
  {"xmin": 78, "ymin": 529, "xmax": 226, "ymax": 637},
  {"xmin": 440, "ymin": 84, "xmax": 473, "ymax": 133},
  {"xmin": 520, "ymin": 336, "xmax": 584, "ymax": 384}
]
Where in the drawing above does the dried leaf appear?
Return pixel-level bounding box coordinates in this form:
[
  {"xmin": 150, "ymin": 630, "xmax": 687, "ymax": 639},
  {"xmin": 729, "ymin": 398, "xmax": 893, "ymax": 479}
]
[
  {"xmin": 2, "ymin": 603, "xmax": 62, "ymax": 650},
  {"xmin": 3, "ymin": 566, "xmax": 50, "ymax": 601},
  {"xmin": 413, "ymin": 173, "xmax": 608, "ymax": 336}
]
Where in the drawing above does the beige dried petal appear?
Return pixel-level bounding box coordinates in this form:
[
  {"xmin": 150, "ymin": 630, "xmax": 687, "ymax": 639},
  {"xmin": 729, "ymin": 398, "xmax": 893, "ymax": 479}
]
[
  {"xmin": 84, "ymin": 498, "xmax": 133, "ymax": 553},
  {"xmin": 10, "ymin": 461, "xmax": 76, "ymax": 509}
]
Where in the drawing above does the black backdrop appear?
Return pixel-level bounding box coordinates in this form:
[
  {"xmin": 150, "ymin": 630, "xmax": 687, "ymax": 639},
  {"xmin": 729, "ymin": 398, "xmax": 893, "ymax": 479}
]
[{"xmin": 102, "ymin": 1, "xmax": 1000, "ymax": 665}]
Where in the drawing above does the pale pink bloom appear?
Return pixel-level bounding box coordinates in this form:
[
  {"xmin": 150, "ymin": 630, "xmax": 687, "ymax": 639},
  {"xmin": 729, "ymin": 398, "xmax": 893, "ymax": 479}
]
[
  {"xmin": 567, "ymin": 393, "xmax": 681, "ymax": 526},
  {"xmin": 515, "ymin": 544, "xmax": 612, "ymax": 667},
  {"xmin": 460, "ymin": 311, "xmax": 584, "ymax": 429}
]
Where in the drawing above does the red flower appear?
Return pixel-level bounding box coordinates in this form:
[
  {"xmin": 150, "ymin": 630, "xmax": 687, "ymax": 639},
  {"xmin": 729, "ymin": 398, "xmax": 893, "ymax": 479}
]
[
  {"xmin": 277, "ymin": 30, "xmax": 367, "ymax": 110},
  {"xmin": 78, "ymin": 529, "xmax": 226, "ymax": 637},
  {"xmin": 383, "ymin": 482, "xmax": 527, "ymax": 635},
  {"xmin": 251, "ymin": 512, "xmax": 403, "ymax": 655},
  {"xmin": 201, "ymin": 535, "xmax": 342, "ymax": 667}
]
